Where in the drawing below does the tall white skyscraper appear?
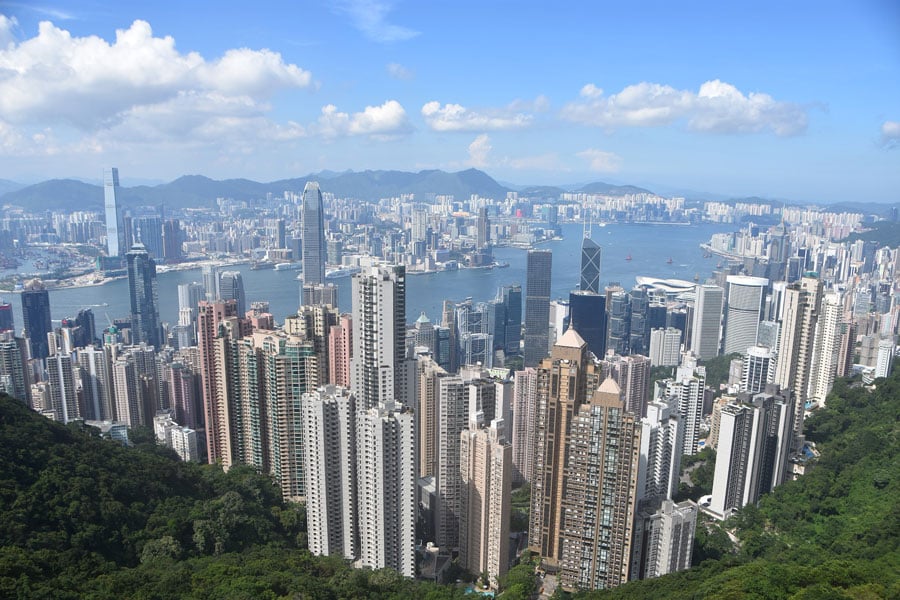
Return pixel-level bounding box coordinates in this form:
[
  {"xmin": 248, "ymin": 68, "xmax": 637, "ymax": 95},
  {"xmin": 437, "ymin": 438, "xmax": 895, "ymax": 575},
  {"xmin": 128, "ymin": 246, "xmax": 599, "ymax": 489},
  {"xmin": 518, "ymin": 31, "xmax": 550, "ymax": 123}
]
[
  {"xmin": 809, "ymin": 292, "xmax": 842, "ymax": 404},
  {"xmin": 649, "ymin": 327, "xmax": 682, "ymax": 367},
  {"xmin": 741, "ymin": 345, "xmax": 776, "ymax": 394},
  {"xmin": 301, "ymin": 182, "xmax": 327, "ymax": 287},
  {"xmin": 301, "ymin": 385, "xmax": 358, "ymax": 560},
  {"xmin": 459, "ymin": 415, "xmax": 512, "ymax": 587},
  {"xmin": 350, "ymin": 263, "xmax": 413, "ymax": 410},
  {"xmin": 707, "ymin": 387, "xmax": 794, "ymax": 520},
  {"xmin": 511, "ymin": 367, "xmax": 537, "ymax": 484},
  {"xmin": 722, "ymin": 276, "xmax": 768, "ymax": 355},
  {"xmin": 103, "ymin": 167, "xmax": 125, "ymax": 258},
  {"xmin": 691, "ymin": 284, "xmax": 724, "ymax": 360},
  {"xmin": 662, "ymin": 353, "xmax": 705, "ymax": 456},
  {"xmin": 356, "ymin": 401, "xmax": 416, "ymax": 577}
]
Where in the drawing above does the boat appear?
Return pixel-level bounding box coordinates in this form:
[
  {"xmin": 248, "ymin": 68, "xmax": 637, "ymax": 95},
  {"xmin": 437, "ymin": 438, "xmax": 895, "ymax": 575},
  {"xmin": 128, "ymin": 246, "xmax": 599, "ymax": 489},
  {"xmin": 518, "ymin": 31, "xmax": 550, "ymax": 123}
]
[
  {"xmin": 325, "ymin": 266, "xmax": 361, "ymax": 280},
  {"xmin": 274, "ymin": 262, "xmax": 302, "ymax": 271},
  {"xmin": 625, "ymin": 254, "xmax": 632, "ymax": 261},
  {"xmin": 666, "ymin": 257, "xmax": 673, "ymax": 264},
  {"xmin": 251, "ymin": 261, "xmax": 275, "ymax": 270},
  {"xmin": 694, "ymin": 273, "xmax": 700, "ymax": 282}
]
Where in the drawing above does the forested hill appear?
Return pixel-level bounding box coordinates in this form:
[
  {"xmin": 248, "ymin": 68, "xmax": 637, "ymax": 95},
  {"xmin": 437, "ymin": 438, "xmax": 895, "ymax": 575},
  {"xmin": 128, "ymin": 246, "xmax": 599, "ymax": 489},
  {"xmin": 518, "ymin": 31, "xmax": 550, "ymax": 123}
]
[
  {"xmin": 581, "ymin": 369, "xmax": 900, "ymax": 600},
  {"xmin": 0, "ymin": 395, "xmax": 475, "ymax": 599}
]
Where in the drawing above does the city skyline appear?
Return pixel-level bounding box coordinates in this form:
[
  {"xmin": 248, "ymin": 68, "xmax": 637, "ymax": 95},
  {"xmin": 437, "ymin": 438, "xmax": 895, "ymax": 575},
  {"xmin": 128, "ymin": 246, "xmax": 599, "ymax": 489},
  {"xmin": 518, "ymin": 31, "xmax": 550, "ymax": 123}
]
[{"xmin": 0, "ymin": 2, "xmax": 898, "ymax": 204}]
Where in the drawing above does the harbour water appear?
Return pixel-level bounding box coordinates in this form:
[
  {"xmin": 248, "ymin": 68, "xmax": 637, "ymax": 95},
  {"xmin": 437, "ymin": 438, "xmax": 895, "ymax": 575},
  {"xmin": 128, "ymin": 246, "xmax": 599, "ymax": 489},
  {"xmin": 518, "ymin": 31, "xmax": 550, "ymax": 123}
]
[{"xmin": 2, "ymin": 222, "xmax": 735, "ymax": 330}]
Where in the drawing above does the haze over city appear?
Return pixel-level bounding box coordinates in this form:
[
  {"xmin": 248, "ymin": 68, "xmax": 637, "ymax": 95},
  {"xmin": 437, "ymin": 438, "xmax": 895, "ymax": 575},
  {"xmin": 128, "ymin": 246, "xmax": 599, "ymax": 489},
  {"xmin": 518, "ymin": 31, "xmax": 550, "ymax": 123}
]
[{"xmin": 1, "ymin": 1, "xmax": 898, "ymax": 203}]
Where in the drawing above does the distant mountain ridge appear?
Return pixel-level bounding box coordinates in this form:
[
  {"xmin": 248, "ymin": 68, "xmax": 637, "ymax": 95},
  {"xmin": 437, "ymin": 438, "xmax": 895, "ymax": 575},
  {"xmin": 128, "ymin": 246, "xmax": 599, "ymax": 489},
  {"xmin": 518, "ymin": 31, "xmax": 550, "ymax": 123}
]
[{"xmin": 0, "ymin": 169, "xmax": 662, "ymax": 212}]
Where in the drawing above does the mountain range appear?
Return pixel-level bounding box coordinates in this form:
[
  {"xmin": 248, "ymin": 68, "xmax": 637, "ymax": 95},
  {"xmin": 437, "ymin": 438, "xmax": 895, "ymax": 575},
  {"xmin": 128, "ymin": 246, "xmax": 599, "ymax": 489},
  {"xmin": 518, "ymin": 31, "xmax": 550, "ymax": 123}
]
[{"xmin": 0, "ymin": 168, "xmax": 652, "ymax": 212}]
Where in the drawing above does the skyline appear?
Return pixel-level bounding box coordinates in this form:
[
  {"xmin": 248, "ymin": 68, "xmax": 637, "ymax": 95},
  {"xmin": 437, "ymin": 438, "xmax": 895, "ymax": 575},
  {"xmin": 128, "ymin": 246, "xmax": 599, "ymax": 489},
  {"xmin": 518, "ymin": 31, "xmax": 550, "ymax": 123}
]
[{"xmin": 1, "ymin": 1, "xmax": 898, "ymax": 204}]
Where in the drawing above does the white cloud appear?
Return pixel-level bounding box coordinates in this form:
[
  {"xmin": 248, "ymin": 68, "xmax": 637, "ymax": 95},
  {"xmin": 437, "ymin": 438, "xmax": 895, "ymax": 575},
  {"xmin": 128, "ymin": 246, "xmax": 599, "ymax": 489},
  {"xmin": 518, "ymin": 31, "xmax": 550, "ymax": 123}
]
[
  {"xmin": 0, "ymin": 15, "xmax": 17, "ymax": 49},
  {"xmin": 313, "ymin": 100, "xmax": 412, "ymax": 139},
  {"xmin": 562, "ymin": 79, "xmax": 808, "ymax": 136},
  {"xmin": 467, "ymin": 134, "xmax": 492, "ymax": 167},
  {"xmin": 0, "ymin": 19, "xmax": 312, "ymax": 132},
  {"xmin": 881, "ymin": 120, "xmax": 900, "ymax": 149},
  {"xmin": 422, "ymin": 100, "xmax": 535, "ymax": 132},
  {"xmin": 577, "ymin": 148, "xmax": 623, "ymax": 173},
  {"xmin": 334, "ymin": 1, "xmax": 419, "ymax": 43},
  {"xmin": 386, "ymin": 62, "xmax": 414, "ymax": 80}
]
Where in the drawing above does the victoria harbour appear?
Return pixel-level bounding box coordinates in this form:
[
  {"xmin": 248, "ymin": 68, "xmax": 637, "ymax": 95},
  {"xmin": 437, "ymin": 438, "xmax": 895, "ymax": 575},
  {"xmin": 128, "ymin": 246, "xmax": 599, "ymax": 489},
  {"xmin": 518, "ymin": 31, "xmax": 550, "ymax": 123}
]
[{"xmin": 1, "ymin": 222, "xmax": 734, "ymax": 329}]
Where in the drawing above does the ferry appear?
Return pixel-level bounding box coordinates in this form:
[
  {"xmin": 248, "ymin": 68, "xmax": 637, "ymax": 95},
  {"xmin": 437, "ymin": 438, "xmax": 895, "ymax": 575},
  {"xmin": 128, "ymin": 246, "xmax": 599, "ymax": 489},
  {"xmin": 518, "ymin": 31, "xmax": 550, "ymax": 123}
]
[
  {"xmin": 325, "ymin": 266, "xmax": 361, "ymax": 280},
  {"xmin": 625, "ymin": 254, "xmax": 632, "ymax": 261},
  {"xmin": 274, "ymin": 262, "xmax": 302, "ymax": 271}
]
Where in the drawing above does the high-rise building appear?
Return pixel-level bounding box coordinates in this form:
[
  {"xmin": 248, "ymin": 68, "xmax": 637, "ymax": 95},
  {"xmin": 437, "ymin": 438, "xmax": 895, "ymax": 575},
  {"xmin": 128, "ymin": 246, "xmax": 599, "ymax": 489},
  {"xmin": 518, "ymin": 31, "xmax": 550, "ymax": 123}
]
[
  {"xmin": 722, "ymin": 276, "xmax": 768, "ymax": 355},
  {"xmin": 875, "ymin": 337, "xmax": 895, "ymax": 379},
  {"xmin": 500, "ymin": 285, "xmax": 522, "ymax": 356},
  {"xmin": 580, "ymin": 236, "xmax": 602, "ymax": 294},
  {"xmin": 528, "ymin": 327, "xmax": 603, "ymax": 568},
  {"xmin": 126, "ymin": 243, "xmax": 161, "ymax": 348},
  {"xmin": 557, "ymin": 377, "xmax": 641, "ymax": 590},
  {"xmin": 605, "ymin": 286, "xmax": 631, "ymax": 356},
  {"xmin": 301, "ymin": 384, "xmax": 358, "ymax": 560},
  {"xmin": 350, "ymin": 264, "xmax": 412, "ymax": 410},
  {"xmin": 77, "ymin": 345, "xmax": 112, "ymax": 421},
  {"xmin": 774, "ymin": 275, "xmax": 821, "ymax": 450},
  {"xmin": 569, "ymin": 290, "xmax": 606, "ymax": 359},
  {"xmin": 302, "ymin": 282, "xmax": 338, "ymax": 307},
  {"xmin": 328, "ymin": 314, "xmax": 353, "ymax": 388},
  {"xmin": 162, "ymin": 218, "xmax": 183, "ymax": 262},
  {"xmin": 707, "ymin": 386, "xmax": 794, "ymax": 520},
  {"xmin": 356, "ymin": 400, "xmax": 416, "ymax": 577},
  {"xmin": 524, "ymin": 249, "xmax": 552, "ymax": 367},
  {"xmin": 21, "ymin": 279, "xmax": 52, "ymax": 361},
  {"xmin": 103, "ymin": 167, "xmax": 125, "ymax": 258},
  {"xmin": 637, "ymin": 399, "xmax": 684, "ymax": 506},
  {"xmin": 661, "ymin": 353, "xmax": 705, "ymax": 456},
  {"xmin": 690, "ymin": 284, "xmax": 724, "ymax": 360},
  {"xmin": 301, "ymin": 182, "xmax": 327, "ymax": 287},
  {"xmin": 167, "ymin": 361, "xmax": 200, "ymax": 429},
  {"xmin": 459, "ymin": 416, "xmax": 512, "ymax": 587},
  {"xmin": 0, "ymin": 331, "xmax": 28, "ymax": 404},
  {"xmin": 417, "ymin": 356, "xmax": 447, "ymax": 478},
  {"xmin": 809, "ymin": 292, "xmax": 842, "ymax": 404},
  {"xmin": 0, "ymin": 302, "xmax": 13, "ymax": 332},
  {"xmin": 133, "ymin": 216, "xmax": 164, "ymax": 260},
  {"xmin": 202, "ymin": 265, "xmax": 219, "ymax": 301},
  {"xmin": 741, "ymin": 345, "xmax": 776, "ymax": 394},
  {"xmin": 637, "ymin": 499, "xmax": 698, "ymax": 579},
  {"xmin": 602, "ymin": 353, "xmax": 651, "ymax": 418},
  {"xmin": 649, "ymin": 327, "xmax": 682, "ymax": 367},
  {"xmin": 219, "ymin": 271, "xmax": 246, "ymax": 317},
  {"xmin": 511, "ymin": 367, "xmax": 536, "ymax": 485}
]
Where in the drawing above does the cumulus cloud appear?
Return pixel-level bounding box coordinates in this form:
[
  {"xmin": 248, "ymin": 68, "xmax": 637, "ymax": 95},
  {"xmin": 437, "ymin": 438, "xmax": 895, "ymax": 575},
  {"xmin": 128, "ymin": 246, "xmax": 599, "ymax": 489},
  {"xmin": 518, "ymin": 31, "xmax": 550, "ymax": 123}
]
[
  {"xmin": 562, "ymin": 79, "xmax": 808, "ymax": 136},
  {"xmin": 334, "ymin": 1, "xmax": 419, "ymax": 43},
  {"xmin": 577, "ymin": 148, "xmax": 623, "ymax": 173},
  {"xmin": 467, "ymin": 134, "xmax": 492, "ymax": 167},
  {"xmin": 881, "ymin": 120, "xmax": 900, "ymax": 149},
  {"xmin": 422, "ymin": 99, "xmax": 537, "ymax": 132},
  {"xmin": 386, "ymin": 62, "xmax": 414, "ymax": 80},
  {"xmin": 0, "ymin": 19, "xmax": 312, "ymax": 130},
  {"xmin": 313, "ymin": 100, "xmax": 412, "ymax": 139},
  {"xmin": 0, "ymin": 15, "xmax": 17, "ymax": 49}
]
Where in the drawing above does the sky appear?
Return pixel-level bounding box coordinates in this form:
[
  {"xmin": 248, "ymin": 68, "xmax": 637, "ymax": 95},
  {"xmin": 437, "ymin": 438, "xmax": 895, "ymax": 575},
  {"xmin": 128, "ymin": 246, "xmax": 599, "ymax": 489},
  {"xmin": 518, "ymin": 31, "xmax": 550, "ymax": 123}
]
[{"xmin": 0, "ymin": 0, "xmax": 898, "ymax": 203}]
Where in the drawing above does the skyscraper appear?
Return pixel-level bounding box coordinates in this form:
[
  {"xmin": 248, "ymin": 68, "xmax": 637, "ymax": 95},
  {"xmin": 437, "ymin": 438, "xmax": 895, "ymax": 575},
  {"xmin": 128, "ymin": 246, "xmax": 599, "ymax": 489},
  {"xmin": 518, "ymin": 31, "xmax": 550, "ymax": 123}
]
[
  {"xmin": 809, "ymin": 292, "xmax": 842, "ymax": 404},
  {"xmin": 459, "ymin": 416, "xmax": 512, "ymax": 587},
  {"xmin": 690, "ymin": 284, "xmax": 724, "ymax": 360},
  {"xmin": 301, "ymin": 384, "xmax": 358, "ymax": 560},
  {"xmin": 511, "ymin": 367, "xmax": 536, "ymax": 484},
  {"xmin": 103, "ymin": 167, "xmax": 125, "ymax": 258},
  {"xmin": 0, "ymin": 331, "xmax": 28, "ymax": 404},
  {"xmin": 21, "ymin": 279, "xmax": 52, "ymax": 361},
  {"xmin": 569, "ymin": 290, "xmax": 606, "ymax": 358},
  {"xmin": 774, "ymin": 275, "xmax": 821, "ymax": 449},
  {"xmin": 707, "ymin": 387, "xmax": 794, "ymax": 520},
  {"xmin": 126, "ymin": 243, "xmax": 161, "ymax": 348},
  {"xmin": 524, "ymin": 249, "xmax": 552, "ymax": 367},
  {"xmin": 580, "ymin": 236, "xmax": 602, "ymax": 294},
  {"xmin": 557, "ymin": 377, "xmax": 641, "ymax": 590},
  {"xmin": 722, "ymin": 276, "xmax": 768, "ymax": 355},
  {"xmin": 529, "ymin": 327, "xmax": 603, "ymax": 567},
  {"xmin": 350, "ymin": 263, "xmax": 412, "ymax": 410},
  {"xmin": 219, "ymin": 271, "xmax": 247, "ymax": 317},
  {"xmin": 302, "ymin": 181, "xmax": 327, "ymax": 287},
  {"xmin": 0, "ymin": 302, "xmax": 13, "ymax": 332},
  {"xmin": 500, "ymin": 284, "xmax": 522, "ymax": 355},
  {"xmin": 741, "ymin": 345, "xmax": 776, "ymax": 394}
]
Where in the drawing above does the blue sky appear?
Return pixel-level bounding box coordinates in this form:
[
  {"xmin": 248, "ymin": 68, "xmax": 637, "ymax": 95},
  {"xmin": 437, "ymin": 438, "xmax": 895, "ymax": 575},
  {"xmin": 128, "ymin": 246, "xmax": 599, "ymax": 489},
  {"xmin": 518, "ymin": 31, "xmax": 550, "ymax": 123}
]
[{"xmin": 0, "ymin": 1, "xmax": 898, "ymax": 203}]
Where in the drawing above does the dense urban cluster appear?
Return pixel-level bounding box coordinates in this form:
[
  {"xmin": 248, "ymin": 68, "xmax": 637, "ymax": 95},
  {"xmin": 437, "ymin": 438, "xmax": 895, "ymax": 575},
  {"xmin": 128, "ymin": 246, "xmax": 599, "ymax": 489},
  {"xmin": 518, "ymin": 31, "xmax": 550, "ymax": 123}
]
[{"xmin": 0, "ymin": 168, "xmax": 896, "ymax": 593}]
